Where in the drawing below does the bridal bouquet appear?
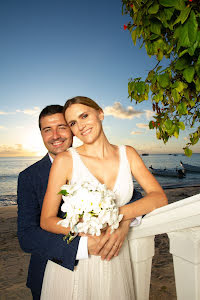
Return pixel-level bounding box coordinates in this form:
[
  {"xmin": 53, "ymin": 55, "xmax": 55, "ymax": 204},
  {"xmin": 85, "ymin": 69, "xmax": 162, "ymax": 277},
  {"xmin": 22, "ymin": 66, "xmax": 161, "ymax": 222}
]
[{"xmin": 58, "ymin": 181, "xmax": 123, "ymax": 243}]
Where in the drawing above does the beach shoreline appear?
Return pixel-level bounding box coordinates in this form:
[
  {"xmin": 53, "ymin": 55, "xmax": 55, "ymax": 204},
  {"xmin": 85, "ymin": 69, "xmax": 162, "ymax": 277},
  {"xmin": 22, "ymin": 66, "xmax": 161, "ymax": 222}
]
[{"xmin": 0, "ymin": 186, "xmax": 199, "ymax": 300}]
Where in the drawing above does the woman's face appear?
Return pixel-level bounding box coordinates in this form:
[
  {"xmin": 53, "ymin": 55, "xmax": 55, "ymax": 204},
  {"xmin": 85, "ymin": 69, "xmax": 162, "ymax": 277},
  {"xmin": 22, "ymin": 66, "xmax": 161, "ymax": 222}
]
[{"xmin": 65, "ymin": 103, "xmax": 104, "ymax": 144}]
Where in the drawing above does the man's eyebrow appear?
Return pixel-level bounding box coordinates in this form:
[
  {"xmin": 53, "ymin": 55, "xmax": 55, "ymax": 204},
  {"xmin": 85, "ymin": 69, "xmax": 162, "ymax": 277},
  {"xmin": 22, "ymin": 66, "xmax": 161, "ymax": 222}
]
[
  {"xmin": 42, "ymin": 124, "xmax": 68, "ymax": 130},
  {"xmin": 42, "ymin": 126, "xmax": 51, "ymax": 131}
]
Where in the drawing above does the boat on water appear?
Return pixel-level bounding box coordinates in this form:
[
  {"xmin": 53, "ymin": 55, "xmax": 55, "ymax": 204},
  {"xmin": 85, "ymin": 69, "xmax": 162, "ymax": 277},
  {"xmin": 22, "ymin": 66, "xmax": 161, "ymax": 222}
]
[
  {"xmin": 180, "ymin": 161, "xmax": 200, "ymax": 173},
  {"xmin": 149, "ymin": 166, "xmax": 185, "ymax": 178},
  {"xmin": 142, "ymin": 153, "xmax": 149, "ymax": 156}
]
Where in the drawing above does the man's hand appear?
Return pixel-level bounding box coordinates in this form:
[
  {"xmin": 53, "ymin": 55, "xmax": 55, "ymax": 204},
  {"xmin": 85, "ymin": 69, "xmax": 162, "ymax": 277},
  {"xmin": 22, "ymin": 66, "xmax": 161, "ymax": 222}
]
[
  {"xmin": 94, "ymin": 220, "xmax": 131, "ymax": 261},
  {"xmin": 86, "ymin": 231, "xmax": 106, "ymax": 255}
]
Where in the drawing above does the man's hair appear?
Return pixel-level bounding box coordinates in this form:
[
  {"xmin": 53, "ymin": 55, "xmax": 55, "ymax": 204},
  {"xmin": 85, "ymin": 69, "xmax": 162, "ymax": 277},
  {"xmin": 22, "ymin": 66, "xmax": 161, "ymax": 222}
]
[{"xmin": 39, "ymin": 105, "xmax": 63, "ymax": 130}]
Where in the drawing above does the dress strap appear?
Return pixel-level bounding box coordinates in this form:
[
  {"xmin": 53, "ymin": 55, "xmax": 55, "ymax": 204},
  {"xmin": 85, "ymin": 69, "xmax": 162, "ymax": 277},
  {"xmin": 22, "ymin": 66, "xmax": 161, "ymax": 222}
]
[
  {"xmin": 67, "ymin": 147, "xmax": 83, "ymax": 182},
  {"xmin": 119, "ymin": 145, "xmax": 129, "ymax": 166}
]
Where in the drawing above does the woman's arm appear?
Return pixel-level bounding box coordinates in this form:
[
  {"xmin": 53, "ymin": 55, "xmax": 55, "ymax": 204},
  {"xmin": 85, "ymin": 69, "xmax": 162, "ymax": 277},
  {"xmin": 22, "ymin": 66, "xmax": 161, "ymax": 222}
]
[
  {"xmin": 40, "ymin": 152, "xmax": 73, "ymax": 235},
  {"xmin": 119, "ymin": 146, "xmax": 168, "ymax": 220}
]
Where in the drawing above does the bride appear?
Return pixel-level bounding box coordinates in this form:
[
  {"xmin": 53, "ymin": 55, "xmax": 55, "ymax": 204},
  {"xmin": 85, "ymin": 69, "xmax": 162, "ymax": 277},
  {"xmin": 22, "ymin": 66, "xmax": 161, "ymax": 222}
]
[{"xmin": 40, "ymin": 96, "xmax": 167, "ymax": 299}]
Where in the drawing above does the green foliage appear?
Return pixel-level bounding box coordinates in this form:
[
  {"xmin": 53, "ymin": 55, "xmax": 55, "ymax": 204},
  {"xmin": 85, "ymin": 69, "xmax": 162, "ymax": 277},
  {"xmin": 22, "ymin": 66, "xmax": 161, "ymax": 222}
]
[
  {"xmin": 58, "ymin": 190, "xmax": 69, "ymax": 196},
  {"xmin": 122, "ymin": 0, "xmax": 200, "ymax": 155}
]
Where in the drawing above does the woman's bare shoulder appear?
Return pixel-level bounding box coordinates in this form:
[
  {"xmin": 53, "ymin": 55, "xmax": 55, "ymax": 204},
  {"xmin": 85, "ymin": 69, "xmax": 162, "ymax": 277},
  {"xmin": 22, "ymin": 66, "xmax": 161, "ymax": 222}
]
[
  {"xmin": 124, "ymin": 145, "xmax": 143, "ymax": 164},
  {"xmin": 125, "ymin": 145, "xmax": 138, "ymax": 156},
  {"xmin": 53, "ymin": 150, "xmax": 72, "ymax": 165}
]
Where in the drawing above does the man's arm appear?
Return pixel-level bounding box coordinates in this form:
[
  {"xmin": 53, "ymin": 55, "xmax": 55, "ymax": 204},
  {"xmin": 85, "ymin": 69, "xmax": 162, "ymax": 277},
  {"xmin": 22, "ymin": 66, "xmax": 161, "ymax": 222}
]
[{"xmin": 17, "ymin": 171, "xmax": 80, "ymax": 270}]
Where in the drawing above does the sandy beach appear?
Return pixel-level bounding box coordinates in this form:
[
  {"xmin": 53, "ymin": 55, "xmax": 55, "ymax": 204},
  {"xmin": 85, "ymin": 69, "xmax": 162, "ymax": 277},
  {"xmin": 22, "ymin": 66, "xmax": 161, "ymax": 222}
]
[{"xmin": 0, "ymin": 186, "xmax": 199, "ymax": 300}]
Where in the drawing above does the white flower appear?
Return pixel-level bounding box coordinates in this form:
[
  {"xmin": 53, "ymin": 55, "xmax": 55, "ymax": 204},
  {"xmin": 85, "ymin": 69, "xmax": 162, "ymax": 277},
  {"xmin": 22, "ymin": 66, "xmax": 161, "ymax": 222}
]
[{"xmin": 57, "ymin": 181, "xmax": 123, "ymax": 242}]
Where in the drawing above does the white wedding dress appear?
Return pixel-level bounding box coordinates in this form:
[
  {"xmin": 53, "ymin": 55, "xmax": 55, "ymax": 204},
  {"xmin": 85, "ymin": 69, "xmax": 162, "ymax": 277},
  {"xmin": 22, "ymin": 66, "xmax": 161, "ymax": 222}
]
[{"xmin": 41, "ymin": 145, "xmax": 136, "ymax": 300}]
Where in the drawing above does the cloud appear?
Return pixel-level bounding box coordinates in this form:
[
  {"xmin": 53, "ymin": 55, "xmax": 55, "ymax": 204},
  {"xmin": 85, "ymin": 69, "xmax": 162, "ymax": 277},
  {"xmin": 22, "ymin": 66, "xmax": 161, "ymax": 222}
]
[
  {"xmin": 0, "ymin": 144, "xmax": 38, "ymax": 156},
  {"xmin": 0, "ymin": 107, "xmax": 40, "ymax": 116},
  {"xmin": 104, "ymin": 102, "xmax": 143, "ymax": 120},
  {"xmin": 16, "ymin": 106, "xmax": 40, "ymax": 116},
  {"xmin": 136, "ymin": 123, "xmax": 149, "ymax": 129},
  {"xmin": 0, "ymin": 111, "xmax": 15, "ymax": 115},
  {"xmin": 0, "ymin": 126, "xmax": 7, "ymax": 129},
  {"xmin": 130, "ymin": 131, "xmax": 143, "ymax": 135},
  {"xmin": 144, "ymin": 110, "xmax": 154, "ymax": 120}
]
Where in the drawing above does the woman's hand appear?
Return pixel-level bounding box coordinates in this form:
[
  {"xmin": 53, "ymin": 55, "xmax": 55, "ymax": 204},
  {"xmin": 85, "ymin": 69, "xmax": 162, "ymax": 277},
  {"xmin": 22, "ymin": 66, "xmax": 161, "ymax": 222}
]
[{"xmin": 79, "ymin": 220, "xmax": 131, "ymax": 260}]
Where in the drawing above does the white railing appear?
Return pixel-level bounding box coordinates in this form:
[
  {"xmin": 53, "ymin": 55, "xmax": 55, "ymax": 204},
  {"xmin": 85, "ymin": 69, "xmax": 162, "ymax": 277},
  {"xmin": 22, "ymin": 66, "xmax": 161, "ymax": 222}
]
[{"xmin": 128, "ymin": 193, "xmax": 200, "ymax": 300}]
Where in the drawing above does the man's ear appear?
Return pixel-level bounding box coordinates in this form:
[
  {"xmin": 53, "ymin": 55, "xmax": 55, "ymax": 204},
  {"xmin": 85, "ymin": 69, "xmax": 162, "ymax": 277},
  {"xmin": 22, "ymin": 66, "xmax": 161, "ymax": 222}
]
[{"xmin": 99, "ymin": 109, "xmax": 104, "ymax": 121}]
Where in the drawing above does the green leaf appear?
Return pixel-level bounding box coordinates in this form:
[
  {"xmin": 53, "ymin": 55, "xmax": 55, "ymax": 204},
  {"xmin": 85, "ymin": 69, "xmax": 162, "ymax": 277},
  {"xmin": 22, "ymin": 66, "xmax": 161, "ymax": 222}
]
[
  {"xmin": 152, "ymin": 38, "xmax": 165, "ymax": 54},
  {"xmin": 150, "ymin": 34, "xmax": 160, "ymax": 40},
  {"xmin": 174, "ymin": 25, "xmax": 181, "ymax": 40},
  {"xmin": 150, "ymin": 21, "xmax": 162, "ymax": 35},
  {"xmin": 173, "ymin": 81, "xmax": 187, "ymax": 92},
  {"xmin": 183, "ymin": 66, "xmax": 195, "ymax": 83},
  {"xmin": 135, "ymin": 81, "xmax": 146, "ymax": 94},
  {"xmin": 167, "ymin": 124, "xmax": 176, "ymax": 136},
  {"xmin": 147, "ymin": 70, "xmax": 155, "ymax": 81},
  {"xmin": 188, "ymin": 41, "xmax": 199, "ymax": 56},
  {"xmin": 153, "ymin": 94, "xmax": 160, "ymax": 103},
  {"xmin": 174, "ymin": 0, "xmax": 186, "ymax": 11},
  {"xmin": 177, "ymin": 102, "xmax": 188, "ymax": 115},
  {"xmin": 164, "ymin": 8, "xmax": 174, "ymax": 21},
  {"xmin": 157, "ymin": 50, "xmax": 163, "ymax": 61},
  {"xmin": 146, "ymin": 0, "xmax": 154, "ymax": 9},
  {"xmin": 164, "ymin": 119, "xmax": 173, "ymax": 130},
  {"xmin": 179, "ymin": 49, "xmax": 188, "ymax": 57},
  {"xmin": 180, "ymin": 6, "xmax": 191, "ymax": 24},
  {"xmin": 184, "ymin": 148, "xmax": 192, "ymax": 157},
  {"xmin": 157, "ymin": 73, "xmax": 170, "ymax": 88},
  {"xmin": 175, "ymin": 58, "xmax": 189, "ymax": 70},
  {"xmin": 58, "ymin": 190, "xmax": 69, "ymax": 196},
  {"xmin": 159, "ymin": 0, "xmax": 176, "ymax": 7},
  {"xmin": 191, "ymin": 136, "xmax": 199, "ymax": 145},
  {"xmin": 128, "ymin": 82, "xmax": 135, "ymax": 96},
  {"xmin": 148, "ymin": 4, "xmax": 159, "ymax": 14},
  {"xmin": 178, "ymin": 122, "xmax": 185, "ymax": 130},
  {"xmin": 174, "ymin": 127, "xmax": 179, "ymax": 138},
  {"xmin": 189, "ymin": 100, "xmax": 195, "ymax": 107},
  {"xmin": 145, "ymin": 42, "xmax": 154, "ymax": 56},
  {"xmin": 197, "ymin": 55, "xmax": 200, "ymax": 65},
  {"xmin": 190, "ymin": 132, "xmax": 199, "ymax": 145},
  {"xmin": 171, "ymin": 89, "xmax": 180, "ymax": 103},
  {"xmin": 173, "ymin": 6, "xmax": 191, "ymax": 26},
  {"xmin": 131, "ymin": 29, "xmax": 137, "ymax": 45},
  {"xmin": 179, "ymin": 11, "xmax": 198, "ymax": 48},
  {"xmin": 156, "ymin": 131, "xmax": 162, "ymax": 139},
  {"xmin": 195, "ymin": 78, "xmax": 200, "ymax": 92}
]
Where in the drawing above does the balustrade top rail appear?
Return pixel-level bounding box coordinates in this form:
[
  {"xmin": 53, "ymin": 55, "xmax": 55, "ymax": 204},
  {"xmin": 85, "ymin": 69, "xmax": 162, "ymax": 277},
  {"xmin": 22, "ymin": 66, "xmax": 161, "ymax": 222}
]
[{"xmin": 128, "ymin": 193, "xmax": 200, "ymax": 240}]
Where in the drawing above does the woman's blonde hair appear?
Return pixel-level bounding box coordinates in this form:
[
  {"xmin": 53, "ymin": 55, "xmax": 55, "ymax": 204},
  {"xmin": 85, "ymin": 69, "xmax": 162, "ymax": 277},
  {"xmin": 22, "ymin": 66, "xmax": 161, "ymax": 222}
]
[{"xmin": 63, "ymin": 96, "xmax": 103, "ymax": 114}]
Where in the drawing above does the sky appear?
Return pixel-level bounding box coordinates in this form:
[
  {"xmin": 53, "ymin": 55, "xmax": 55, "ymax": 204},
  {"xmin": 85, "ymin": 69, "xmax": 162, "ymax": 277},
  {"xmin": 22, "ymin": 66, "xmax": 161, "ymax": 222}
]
[{"xmin": 0, "ymin": 0, "xmax": 199, "ymax": 157}]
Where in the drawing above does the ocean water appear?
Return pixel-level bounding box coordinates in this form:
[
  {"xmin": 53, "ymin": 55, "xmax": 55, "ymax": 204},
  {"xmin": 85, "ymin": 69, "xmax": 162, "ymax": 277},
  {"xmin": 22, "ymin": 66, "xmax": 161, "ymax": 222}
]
[
  {"xmin": 0, "ymin": 153, "xmax": 200, "ymax": 206},
  {"xmin": 0, "ymin": 156, "xmax": 42, "ymax": 206}
]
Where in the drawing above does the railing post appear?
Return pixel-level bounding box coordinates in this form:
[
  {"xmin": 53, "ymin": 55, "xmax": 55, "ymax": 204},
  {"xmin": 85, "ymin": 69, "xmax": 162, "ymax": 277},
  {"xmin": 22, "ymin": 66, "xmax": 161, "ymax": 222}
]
[
  {"xmin": 168, "ymin": 227, "xmax": 200, "ymax": 300},
  {"xmin": 128, "ymin": 235, "xmax": 155, "ymax": 300}
]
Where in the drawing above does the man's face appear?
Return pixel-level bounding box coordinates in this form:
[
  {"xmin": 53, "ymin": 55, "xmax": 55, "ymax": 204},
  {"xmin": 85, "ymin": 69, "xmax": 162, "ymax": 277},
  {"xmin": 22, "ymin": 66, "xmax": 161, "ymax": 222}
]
[{"xmin": 40, "ymin": 113, "xmax": 73, "ymax": 158}]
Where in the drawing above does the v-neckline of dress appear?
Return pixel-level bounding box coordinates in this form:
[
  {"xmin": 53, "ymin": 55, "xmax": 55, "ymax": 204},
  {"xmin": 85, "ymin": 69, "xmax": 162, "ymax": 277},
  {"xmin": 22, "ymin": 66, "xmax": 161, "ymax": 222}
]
[{"xmin": 73, "ymin": 146, "xmax": 122, "ymax": 192}]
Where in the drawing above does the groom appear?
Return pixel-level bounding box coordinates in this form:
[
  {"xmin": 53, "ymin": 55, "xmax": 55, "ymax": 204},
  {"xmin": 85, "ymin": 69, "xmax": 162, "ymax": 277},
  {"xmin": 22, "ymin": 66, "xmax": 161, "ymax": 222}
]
[{"xmin": 17, "ymin": 104, "xmax": 142, "ymax": 300}]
